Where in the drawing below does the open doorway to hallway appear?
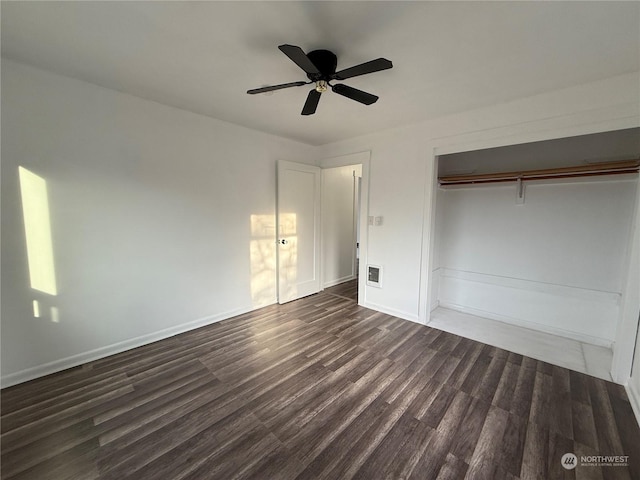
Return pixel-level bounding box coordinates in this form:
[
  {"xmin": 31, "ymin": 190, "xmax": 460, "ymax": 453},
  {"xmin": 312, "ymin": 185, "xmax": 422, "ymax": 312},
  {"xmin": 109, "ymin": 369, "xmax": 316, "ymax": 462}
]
[
  {"xmin": 324, "ymin": 277, "xmax": 358, "ymax": 302},
  {"xmin": 321, "ymin": 163, "xmax": 362, "ymax": 304}
]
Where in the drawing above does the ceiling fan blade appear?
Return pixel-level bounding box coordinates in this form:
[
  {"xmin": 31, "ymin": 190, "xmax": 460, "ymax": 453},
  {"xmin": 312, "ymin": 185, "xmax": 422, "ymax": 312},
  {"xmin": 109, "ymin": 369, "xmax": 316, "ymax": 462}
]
[
  {"xmin": 278, "ymin": 44, "xmax": 320, "ymax": 75},
  {"xmin": 332, "ymin": 58, "xmax": 393, "ymax": 80},
  {"xmin": 247, "ymin": 81, "xmax": 307, "ymax": 94},
  {"xmin": 331, "ymin": 84, "xmax": 378, "ymax": 105},
  {"xmin": 301, "ymin": 89, "xmax": 321, "ymax": 115}
]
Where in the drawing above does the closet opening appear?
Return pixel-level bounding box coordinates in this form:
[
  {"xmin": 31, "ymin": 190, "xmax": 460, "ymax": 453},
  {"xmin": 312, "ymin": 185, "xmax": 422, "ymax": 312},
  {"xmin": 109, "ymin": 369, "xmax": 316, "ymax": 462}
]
[{"xmin": 429, "ymin": 127, "xmax": 640, "ymax": 381}]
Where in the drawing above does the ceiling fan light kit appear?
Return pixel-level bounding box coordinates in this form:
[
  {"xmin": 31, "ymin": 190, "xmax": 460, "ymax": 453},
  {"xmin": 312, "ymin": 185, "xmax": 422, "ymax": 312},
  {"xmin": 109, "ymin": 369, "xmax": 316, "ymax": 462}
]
[
  {"xmin": 247, "ymin": 44, "xmax": 392, "ymax": 116},
  {"xmin": 315, "ymin": 80, "xmax": 328, "ymax": 93}
]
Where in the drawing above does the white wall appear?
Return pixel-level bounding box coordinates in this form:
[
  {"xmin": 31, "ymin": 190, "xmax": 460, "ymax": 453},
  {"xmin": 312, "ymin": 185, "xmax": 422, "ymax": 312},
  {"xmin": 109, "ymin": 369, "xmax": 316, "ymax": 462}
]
[
  {"xmin": 3, "ymin": 58, "xmax": 639, "ymax": 387},
  {"xmin": 1, "ymin": 60, "xmax": 317, "ymax": 386},
  {"xmin": 435, "ymin": 178, "xmax": 638, "ymax": 345},
  {"xmin": 318, "ymin": 72, "xmax": 639, "ymax": 325},
  {"xmin": 320, "ymin": 129, "xmax": 429, "ymax": 321},
  {"xmin": 321, "ymin": 164, "xmax": 361, "ymax": 288}
]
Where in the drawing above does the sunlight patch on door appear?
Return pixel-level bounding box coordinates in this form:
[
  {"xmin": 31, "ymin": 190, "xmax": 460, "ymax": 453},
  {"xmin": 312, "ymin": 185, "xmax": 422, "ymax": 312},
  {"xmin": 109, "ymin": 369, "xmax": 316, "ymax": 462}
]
[
  {"xmin": 250, "ymin": 214, "xmax": 277, "ymax": 307},
  {"xmin": 278, "ymin": 213, "xmax": 298, "ymax": 302},
  {"xmin": 19, "ymin": 166, "xmax": 57, "ymax": 296}
]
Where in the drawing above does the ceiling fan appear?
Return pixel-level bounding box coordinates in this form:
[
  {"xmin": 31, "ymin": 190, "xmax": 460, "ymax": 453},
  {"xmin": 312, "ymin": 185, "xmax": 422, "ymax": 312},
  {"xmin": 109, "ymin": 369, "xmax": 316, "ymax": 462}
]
[{"xmin": 247, "ymin": 44, "xmax": 392, "ymax": 115}]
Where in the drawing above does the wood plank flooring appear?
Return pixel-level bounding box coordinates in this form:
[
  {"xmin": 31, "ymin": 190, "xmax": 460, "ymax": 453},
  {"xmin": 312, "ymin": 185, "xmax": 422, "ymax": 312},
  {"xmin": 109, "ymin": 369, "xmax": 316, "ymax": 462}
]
[
  {"xmin": 323, "ymin": 279, "xmax": 358, "ymax": 302},
  {"xmin": 2, "ymin": 287, "xmax": 639, "ymax": 480}
]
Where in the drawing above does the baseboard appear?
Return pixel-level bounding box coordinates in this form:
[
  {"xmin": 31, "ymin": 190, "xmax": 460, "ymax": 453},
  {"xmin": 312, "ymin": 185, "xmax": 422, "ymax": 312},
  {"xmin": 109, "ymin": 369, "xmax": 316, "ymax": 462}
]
[
  {"xmin": 438, "ymin": 302, "xmax": 612, "ymax": 348},
  {"xmin": 625, "ymin": 382, "xmax": 640, "ymax": 429},
  {"xmin": 323, "ymin": 274, "xmax": 356, "ymax": 289},
  {"xmin": 363, "ymin": 301, "xmax": 424, "ymax": 325},
  {"xmin": 1, "ymin": 304, "xmax": 264, "ymax": 388}
]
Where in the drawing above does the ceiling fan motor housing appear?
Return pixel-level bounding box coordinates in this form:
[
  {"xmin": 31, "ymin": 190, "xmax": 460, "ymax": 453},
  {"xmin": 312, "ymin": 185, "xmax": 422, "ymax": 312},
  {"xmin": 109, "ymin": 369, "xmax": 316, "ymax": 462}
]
[{"xmin": 306, "ymin": 50, "xmax": 338, "ymax": 81}]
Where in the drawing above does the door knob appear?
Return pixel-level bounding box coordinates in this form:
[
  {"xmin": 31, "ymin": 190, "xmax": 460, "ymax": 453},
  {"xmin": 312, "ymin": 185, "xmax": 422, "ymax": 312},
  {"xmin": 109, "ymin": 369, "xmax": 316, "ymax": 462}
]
[{"xmin": 279, "ymin": 239, "xmax": 288, "ymax": 245}]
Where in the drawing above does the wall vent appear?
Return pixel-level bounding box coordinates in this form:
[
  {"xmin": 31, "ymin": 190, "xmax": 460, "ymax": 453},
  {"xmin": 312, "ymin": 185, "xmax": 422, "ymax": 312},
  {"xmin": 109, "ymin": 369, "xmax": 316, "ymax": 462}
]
[{"xmin": 367, "ymin": 265, "xmax": 382, "ymax": 288}]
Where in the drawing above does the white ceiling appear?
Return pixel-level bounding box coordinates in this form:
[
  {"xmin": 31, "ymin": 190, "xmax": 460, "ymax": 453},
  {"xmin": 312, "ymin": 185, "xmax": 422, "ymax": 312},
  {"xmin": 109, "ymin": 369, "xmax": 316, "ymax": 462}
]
[{"xmin": 2, "ymin": 1, "xmax": 639, "ymax": 146}]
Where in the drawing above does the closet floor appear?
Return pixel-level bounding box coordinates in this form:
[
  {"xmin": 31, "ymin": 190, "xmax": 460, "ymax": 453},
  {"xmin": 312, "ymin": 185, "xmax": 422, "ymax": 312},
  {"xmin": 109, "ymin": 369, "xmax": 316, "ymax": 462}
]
[{"xmin": 429, "ymin": 307, "xmax": 613, "ymax": 381}]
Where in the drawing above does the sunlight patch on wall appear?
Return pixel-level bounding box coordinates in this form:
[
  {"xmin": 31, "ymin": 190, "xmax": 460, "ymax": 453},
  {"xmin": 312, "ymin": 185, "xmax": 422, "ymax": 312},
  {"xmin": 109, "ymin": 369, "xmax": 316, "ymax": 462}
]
[{"xmin": 19, "ymin": 166, "xmax": 57, "ymax": 296}]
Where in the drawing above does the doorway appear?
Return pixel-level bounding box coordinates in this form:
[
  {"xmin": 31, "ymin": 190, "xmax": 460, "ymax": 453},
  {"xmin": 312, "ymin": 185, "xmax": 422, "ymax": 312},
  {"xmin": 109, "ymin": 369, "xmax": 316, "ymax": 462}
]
[
  {"xmin": 319, "ymin": 151, "xmax": 371, "ymax": 306},
  {"xmin": 275, "ymin": 153, "xmax": 370, "ymax": 306},
  {"xmin": 321, "ymin": 164, "xmax": 362, "ymax": 302}
]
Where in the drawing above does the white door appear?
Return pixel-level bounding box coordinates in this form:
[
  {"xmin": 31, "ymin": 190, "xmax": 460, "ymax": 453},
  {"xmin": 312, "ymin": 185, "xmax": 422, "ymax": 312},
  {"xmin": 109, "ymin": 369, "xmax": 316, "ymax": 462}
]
[{"xmin": 277, "ymin": 160, "xmax": 321, "ymax": 304}]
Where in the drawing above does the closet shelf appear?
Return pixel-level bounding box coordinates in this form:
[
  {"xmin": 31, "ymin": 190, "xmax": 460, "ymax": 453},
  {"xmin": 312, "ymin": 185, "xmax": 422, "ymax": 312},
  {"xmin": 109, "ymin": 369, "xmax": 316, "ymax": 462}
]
[{"xmin": 438, "ymin": 159, "xmax": 640, "ymax": 186}]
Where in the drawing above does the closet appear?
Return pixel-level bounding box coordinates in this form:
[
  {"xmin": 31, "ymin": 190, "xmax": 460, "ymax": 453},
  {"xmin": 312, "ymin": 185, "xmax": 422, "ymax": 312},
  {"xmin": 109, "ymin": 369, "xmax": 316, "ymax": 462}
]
[{"xmin": 432, "ymin": 128, "xmax": 640, "ymax": 347}]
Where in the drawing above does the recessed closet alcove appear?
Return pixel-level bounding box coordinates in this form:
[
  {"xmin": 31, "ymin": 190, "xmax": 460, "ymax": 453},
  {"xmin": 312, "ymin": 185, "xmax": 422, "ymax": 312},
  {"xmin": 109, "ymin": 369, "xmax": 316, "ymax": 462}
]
[{"xmin": 430, "ymin": 128, "xmax": 640, "ymax": 376}]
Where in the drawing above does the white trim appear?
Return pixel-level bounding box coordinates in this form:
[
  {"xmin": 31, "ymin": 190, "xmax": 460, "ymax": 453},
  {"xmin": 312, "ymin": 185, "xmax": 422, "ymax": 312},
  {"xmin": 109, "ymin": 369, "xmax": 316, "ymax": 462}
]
[
  {"xmin": 323, "ymin": 275, "xmax": 357, "ymax": 289},
  {"xmin": 0, "ymin": 304, "xmax": 261, "ymax": 388},
  {"xmin": 363, "ymin": 301, "xmax": 423, "ymax": 325},
  {"xmin": 625, "ymin": 383, "xmax": 640, "ymax": 429},
  {"xmin": 432, "ymin": 102, "xmax": 640, "ymax": 156},
  {"xmin": 419, "ymin": 140, "xmax": 440, "ymax": 325},
  {"xmin": 438, "ymin": 301, "xmax": 612, "ymax": 348},
  {"xmin": 320, "ymin": 151, "xmax": 370, "ymax": 169}
]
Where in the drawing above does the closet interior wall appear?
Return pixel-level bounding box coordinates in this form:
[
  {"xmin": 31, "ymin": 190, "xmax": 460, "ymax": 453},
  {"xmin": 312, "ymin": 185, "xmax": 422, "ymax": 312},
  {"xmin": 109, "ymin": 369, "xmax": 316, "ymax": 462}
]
[{"xmin": 432, "ymin": 132, "xmax": 640, "ymax": 347}]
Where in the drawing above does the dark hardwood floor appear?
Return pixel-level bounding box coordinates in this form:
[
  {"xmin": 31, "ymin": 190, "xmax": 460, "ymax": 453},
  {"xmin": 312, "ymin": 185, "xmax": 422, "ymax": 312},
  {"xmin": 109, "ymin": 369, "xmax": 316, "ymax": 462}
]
[
  {"xmin": 2, "ymin": 287, "xmax": 639, "ymax": 480},
  {"xmin": 324, "ymin": 278, "xmax": 358, "ymax": 302}
]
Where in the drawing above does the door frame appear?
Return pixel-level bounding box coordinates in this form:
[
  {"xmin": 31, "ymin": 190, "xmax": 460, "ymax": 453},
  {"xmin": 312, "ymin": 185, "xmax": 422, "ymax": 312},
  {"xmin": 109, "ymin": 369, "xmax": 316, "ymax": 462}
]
[{"xmin": 318, "ymin": 151, "xmax": 371, "ymax": 306}]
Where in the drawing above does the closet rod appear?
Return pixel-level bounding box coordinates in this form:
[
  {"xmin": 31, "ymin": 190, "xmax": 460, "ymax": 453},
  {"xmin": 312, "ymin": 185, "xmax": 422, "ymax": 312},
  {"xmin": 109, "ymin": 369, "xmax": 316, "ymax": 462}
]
[{"xmin": 439, "ymin": 159, "xmax": 640, "ymax": 186}]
